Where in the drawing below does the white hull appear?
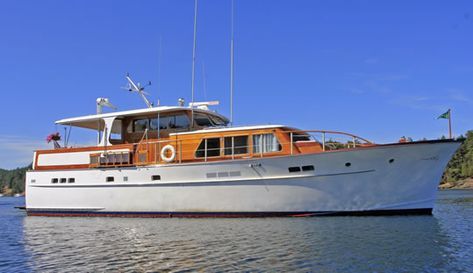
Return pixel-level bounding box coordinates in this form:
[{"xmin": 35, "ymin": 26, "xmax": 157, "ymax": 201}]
[{"xmin": 26, "ymin": 141, "xmax": 459, "ymax": 217}]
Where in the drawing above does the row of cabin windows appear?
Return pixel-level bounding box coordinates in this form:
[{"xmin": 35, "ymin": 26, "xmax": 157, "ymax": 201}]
[
  {"xmin": 132, "ymin": 114, "xmax": 190, "ymax": 132},
  {"xmin": 195, "ymin": 133, "xmax": 282, "ymax": 158},
  {"xmin": 131, "ymin": 113, "xmax": 228, "ymax": 133}
]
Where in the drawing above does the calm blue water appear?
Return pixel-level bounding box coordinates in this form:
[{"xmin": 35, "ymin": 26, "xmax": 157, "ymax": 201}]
[{"xmin": 1, "ymin": 190, "xmax": 472, "ymax": 272}]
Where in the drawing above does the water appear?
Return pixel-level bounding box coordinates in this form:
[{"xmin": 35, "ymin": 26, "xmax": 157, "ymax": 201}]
[{"xmin": 1, "ymin": 191, "xmax": 472, "ymax": 272}]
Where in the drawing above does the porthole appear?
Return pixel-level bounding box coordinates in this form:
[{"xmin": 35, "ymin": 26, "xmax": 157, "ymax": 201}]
[
  {"xmin": 302, "ymin": 165, "xmax": 315, "ymax": 171},
  {"xmin": 345, "ymin": 162, "xmax": 351, "ymax": 167},
  {"xmin": 389, "ymin": 158, "xmax": 395, "ymax": 163},
  {"xmin": 106, "ymin": 176, "xmax": 114, "ymax": 182},
  {"xmin": 229, "ymin": 171, "xmax": 241, "ymax": 177},
  {"xmin": 289, "ymin": 167, "xmax": 301, "ymax": 173},
  {"xmin": 217, "ymin": 172, "xmax": 229, "ymax": 178},
  {"xmin": 206, "ymin": 173, "xmax": 217, "ymax": 178}
]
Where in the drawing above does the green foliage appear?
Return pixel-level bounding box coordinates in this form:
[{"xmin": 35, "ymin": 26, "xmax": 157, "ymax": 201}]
[
  {"xmin": 0, "ymin": 165, "xmax": 31, "ymax": 195},
  {"xmin": 443, "ymin": 131, "xmax": 473, "ymax": 183}
]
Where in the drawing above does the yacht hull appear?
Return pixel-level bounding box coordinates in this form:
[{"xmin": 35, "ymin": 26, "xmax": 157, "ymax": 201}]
[{"xmin": 25, "ymin": 140, "xmax": 460, "ymax": 217}]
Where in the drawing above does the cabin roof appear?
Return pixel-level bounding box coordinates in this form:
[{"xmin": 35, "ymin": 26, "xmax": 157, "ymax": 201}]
[{"xmin": 55, "ymin": 106, "xmax": 229, "ymax": 130}]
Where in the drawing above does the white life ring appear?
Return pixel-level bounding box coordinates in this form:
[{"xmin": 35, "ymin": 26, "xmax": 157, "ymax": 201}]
[{"xmin": 160, "ymin": 145, "xmax": 176, "ymax": 163}]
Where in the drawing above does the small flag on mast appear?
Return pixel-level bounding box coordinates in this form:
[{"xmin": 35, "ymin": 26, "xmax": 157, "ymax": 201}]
[
  {"xmin": 437, "ymin": 109, "xmax": 451, "ymax": 119},
  {"xmin": 437, "ymin": 109, "xmax": 452, "ymax": 139}
]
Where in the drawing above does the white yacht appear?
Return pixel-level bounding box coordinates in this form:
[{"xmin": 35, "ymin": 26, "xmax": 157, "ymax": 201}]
[{"xmin": 25, "ymin": 98, "xmax": 460, "ymax": 217}]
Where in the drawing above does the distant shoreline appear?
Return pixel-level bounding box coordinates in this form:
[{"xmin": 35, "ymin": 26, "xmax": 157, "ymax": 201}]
[{"xmin": 439, "ymin": 178, "xmax": 473, "ymax": 190}]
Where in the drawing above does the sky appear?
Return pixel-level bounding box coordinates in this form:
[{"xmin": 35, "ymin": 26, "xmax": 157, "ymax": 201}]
[{"xmin": 0, "ymin": 0, "xmax": 472, "ymax": 169}]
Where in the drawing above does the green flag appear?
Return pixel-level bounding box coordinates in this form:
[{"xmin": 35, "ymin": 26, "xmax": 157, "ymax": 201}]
[{"xmin": 437, "ymin": 109, "xmax": 450, "ymax": 119}]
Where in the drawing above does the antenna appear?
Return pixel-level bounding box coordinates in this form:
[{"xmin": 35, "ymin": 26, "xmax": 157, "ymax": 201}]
[
  {"xmin": 230, "ymin": 0, "xmax": 235, "ymax": 126},
  {"xmin": 157, "ymin": 36, "xmax": 163, "ymax": 103},
  {"xmin": 202, "ymin": 62, "xmax": 207, "ymax": 100},
  {"xmin": 123, "ymin": 73, "xmax": 153, "ymax": 108},
  {"xmin": 191, "ymin": 0, "xmax": 198, "ymax": 126}
]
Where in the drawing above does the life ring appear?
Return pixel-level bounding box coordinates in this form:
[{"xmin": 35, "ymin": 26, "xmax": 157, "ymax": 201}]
[{"xmin": 160, "ymin": 145, "xmax": 176, "ymax": 163}]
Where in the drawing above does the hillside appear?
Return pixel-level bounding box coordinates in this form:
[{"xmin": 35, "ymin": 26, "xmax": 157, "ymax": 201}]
[
  {"xmin": 440, "ymin": 131, "xmax": 473, "ymax": 189},
  {"xmin": 0, "ymin": 165, "xmax": 30, "ymax": 195}
]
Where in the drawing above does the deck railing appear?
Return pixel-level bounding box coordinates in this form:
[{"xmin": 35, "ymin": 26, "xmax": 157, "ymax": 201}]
[{"xmin": 284, "ymin": 130, "xmax": 373, "ymax": 154}]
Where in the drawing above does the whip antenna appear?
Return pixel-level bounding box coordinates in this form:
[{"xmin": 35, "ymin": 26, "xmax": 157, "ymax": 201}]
[
  {"xmin": 190, "ymin": 0, "xmax": 198, "ymax": 126},
  {"xmin": 230, "ymin": 0, "xmax": 235, "ymax": 126}
]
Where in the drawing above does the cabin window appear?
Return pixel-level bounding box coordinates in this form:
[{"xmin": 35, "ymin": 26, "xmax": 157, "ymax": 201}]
[
  {"xmin": 209, "ymin": 116, "xmax": 227, "ymax": 126},
  {"xmin": 60, "ymin": 178, "xmax": 67, "ymax": 183},
  {"xmin": 133, "ymin": 119, "xmax": 149, "ymax": 132},
  {"xmin": 253, "ymin": 133, "xmax": 282, "ymax": 154},
  {"xmin": 110, "ymin": 119, "xmax": 123, "ymax": 142},
  {"xmin": 175, "ymin": 115, "xmax": 190, "ymax": 128},
  {"xmin": 193, "ymin": 113, "xmax": 214, "ymax": 127},
  {"xmin": 224, "ymin": 136, "xmax": 249, "ymax": 155},
  {"xmin": 291, "ymin": 133, "xmax": 312, "ymax": 142},
  {"xmin": 195, "ymin": 138, "xmax": 221, "ymax": 158},
  {"xmin": 106, "ymin": 176, "xmax": 114, "ymax": 182},
  {"xmin": 68, "ymin": 178, "xmax": 75, "ymax": 183},
  {"xmin": 51, "ymin": 178, "xmax": 58, "ymax": 184},
  {"xmin": 151, "ymin": 175, "xmax": 161, "ymax": 181},
  {"xmin": 149, "ymin": 116, "xmax": 160, "ymax": 130},
  {"xmin": 151, "ymin": 114, "xmax": 190, "ymax": 130}
]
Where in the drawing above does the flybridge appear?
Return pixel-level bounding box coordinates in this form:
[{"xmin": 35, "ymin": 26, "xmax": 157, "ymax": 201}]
[
  {"xmin": 53, "ymin": 73, "xmax": 229, "ymax": 147},
  {"xmin": 56, "ymin": 73, "xmax": 226, "ymax": 130},
  {"xmin": 55, "ymin": 102, "xmax": 229, "ymax": 147},
  {"xmin": 55, "ymin": 106, "xmax": 227, "ymax": 127}
]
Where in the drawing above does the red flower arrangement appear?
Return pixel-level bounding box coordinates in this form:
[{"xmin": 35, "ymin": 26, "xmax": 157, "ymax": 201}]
[{"xmin": 46, "ymin": 132, "xmax": 61, "ymax": 143}]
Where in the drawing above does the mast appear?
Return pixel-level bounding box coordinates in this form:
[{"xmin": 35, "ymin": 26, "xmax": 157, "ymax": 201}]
[
  {"xmin": 157, "ymin": 36, "xmax": 162, "ymax": 106},
  {"xmin": 448, "ymin": 109, "xmax": 452, "ymax": 139},
  {"xmin": 230, "ymin": 0, "xmax": 235, "ymax": 126},
  {"xmin": 191, "ymin": 0, "xmax": 198, "ymax": 127}
]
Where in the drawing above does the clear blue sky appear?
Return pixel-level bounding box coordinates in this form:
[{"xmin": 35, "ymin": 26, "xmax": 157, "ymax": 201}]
[{"xmin": 0, "ymin": 0, "xmax": 472, "ymax": 169}]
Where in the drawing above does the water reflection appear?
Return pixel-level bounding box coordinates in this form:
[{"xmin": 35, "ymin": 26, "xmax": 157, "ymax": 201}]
[
  {"xmin": 435, "ymin": 190, "xmax": 473, "ymax": 273},
  {"xmin": 22, "ymin": 213, "xmax": 460, "ymax": 272}
]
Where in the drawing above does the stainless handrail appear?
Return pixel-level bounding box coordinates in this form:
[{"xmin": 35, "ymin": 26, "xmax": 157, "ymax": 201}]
[{"xmin": 282, "ymin": 130, "xmax": 372, "ymax": 152}]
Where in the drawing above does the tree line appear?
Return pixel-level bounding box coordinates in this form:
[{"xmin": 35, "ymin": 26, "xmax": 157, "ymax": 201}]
[
  {"xmin": 0, "ymin": 165, "xmax": 30, "ymax": 195},
  {"xmin": 442, "ymin": 131, "xmax": 473, "ymax": 183}
]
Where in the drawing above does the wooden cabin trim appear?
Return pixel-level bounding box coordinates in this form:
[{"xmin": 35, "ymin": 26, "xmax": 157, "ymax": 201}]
[
  {"xmin": 33, "ymin": 126, "xmax": 348, "ymax": 170},
  {"xmin": 34, "ymin": 144, "xmax": 135, "ymax": 170},
  {"xmin": 35, "ymin": 144, "xmax": 134, "ymax": 154},
  {"xmin": 35, "ymin": 164, "xmax": 91, "ymax": 171}
]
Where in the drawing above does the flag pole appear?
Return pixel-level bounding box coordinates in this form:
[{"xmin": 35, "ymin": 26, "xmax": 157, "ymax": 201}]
[{"xmin": 448, "ymin": 109, "xmax": 452, "ymax": 139}]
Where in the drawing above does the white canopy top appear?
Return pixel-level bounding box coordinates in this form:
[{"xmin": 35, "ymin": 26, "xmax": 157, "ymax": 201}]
[{"xmin": 55, "ymin": 106, "xmax": 229, "ymax": 130}]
